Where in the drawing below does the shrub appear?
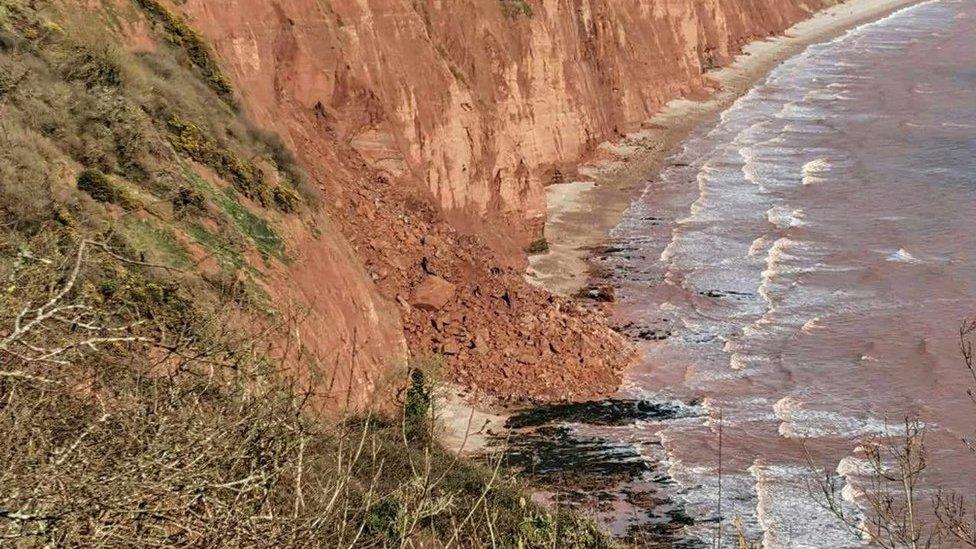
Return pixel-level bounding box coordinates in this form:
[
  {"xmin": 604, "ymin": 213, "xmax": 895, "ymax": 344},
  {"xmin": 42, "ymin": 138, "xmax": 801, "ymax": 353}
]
[
  {"xmin": 0, "ymin": 125, "xmax": 63, "ymax": 229},
  {"xmin": 61, "ymin": 45, "xmax": 123, "ymax": 88},
  {"xmin": 404, "ymin": 367, "xmax": 433, "ymax": 439},
  {"xmin": 171, "ymin": 184, "xmax": 206, "ymax": 214},
  {"xmin": 167, "ymin": 115, "xmax": 294, "ymax": 212},
  {"xmin": 0, "ymin": 29, "xmax": 22, "ymax": 51},
  {"xmin": 248, "ymin": 127, "xmax": 319, "ymax": 207},
  {"xmin": 526, "ymin": 237, "xmax": 549, "ymax": 255},
  {"xmin": 270, "ymin": 182, "xmax": 300, "ymax": 213},
  {"xmin": 500, "ymin": 0, "xmax": 534, "ymax": 18},
  {"xmin": 76, "ymin": 168, "xmax": 124, "ymax": 204}
]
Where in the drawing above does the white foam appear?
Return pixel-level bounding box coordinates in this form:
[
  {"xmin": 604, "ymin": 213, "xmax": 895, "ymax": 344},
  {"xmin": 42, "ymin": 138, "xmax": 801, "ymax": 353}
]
[
  {"xmin": 783, "ymin": 122, "xmax": 829, "ymax": 135},
  {"xmin": 749, "ymin": 235, "xmax": 772, "ymax": 257},
  {"xmin": 740, "ymin": 145, "xmax": 762, "ymax": 187},
  {"xmin": 778, "ymin": 102, "xmax": 826, "ymax": 122},
  {"xmin": 801, "ymin": 158, "xmax": 831, "ymax": 185},
  {"xmin": 685, "ymin": 167, "xmax": 716, "ymax": 220},
  {"xmin": 841, "ymin": 482, "xmax": 866, "ymax": 506},
  {"xmin": 804, "ymin": 88, "xmax": 853, "ymax": 102},
  {"xmin": 741, "ymin": 316, "xmax": 774, "ymax": 338},
  {"xmin": 659, "ymin": 236, "xmax": 679, "ymax": 263},
  {"xmin": 749, "ymin": 461, "xmax": 864, "ymax": 548},
  {"xmin": 767, "ymin": 205, "xmax": 807, "ymax": 229},
  {"xmin": 750, "ymin": 460, "xmax": 778, "ymax": 548},
  {"xmin": 886, "ymin": 248, "xmax": 924, "ymax": 264},
  {"xmin": 759, "ymin": 238, "xmax": 799, "ymax": 306},
  {"xmin": 801, "ymin": 317, "xmax": 824, "ymax": 333},
  {"xmin": 836, "ymin": 455, "xmax": 873, "ymax": 477},
  {"xmin": 773, "ymin": 396, "xmax": 803, "ymax": 437},
  {"xmin": 774, "ymin": 397, "xmax": 895, "ymax": 439}
]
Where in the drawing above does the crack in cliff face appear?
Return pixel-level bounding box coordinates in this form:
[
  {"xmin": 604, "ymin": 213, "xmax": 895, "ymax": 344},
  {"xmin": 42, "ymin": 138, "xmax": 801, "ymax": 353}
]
[{"xmin": 155, "ymin": 0, "xmax": 837, "ymax": 404}]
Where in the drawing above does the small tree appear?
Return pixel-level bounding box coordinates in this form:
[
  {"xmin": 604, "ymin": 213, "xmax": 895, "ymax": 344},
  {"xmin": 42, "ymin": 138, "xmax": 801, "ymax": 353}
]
[{"xmin": 808, "ymin": 319, "xmax": 976, "ymax": 548}]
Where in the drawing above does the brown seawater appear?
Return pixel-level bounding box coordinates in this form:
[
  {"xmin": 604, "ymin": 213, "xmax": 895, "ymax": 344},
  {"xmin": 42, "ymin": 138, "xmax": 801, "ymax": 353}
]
[{"xmin": 506, "ymin": 1, "xmax": 976, "ymax": 546}]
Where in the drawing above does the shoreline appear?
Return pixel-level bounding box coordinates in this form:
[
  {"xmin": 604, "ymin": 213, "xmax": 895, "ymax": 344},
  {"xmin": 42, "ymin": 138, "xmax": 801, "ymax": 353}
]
[
  {"xmin": 443, "ymin": 0, "xmax": 927, "ymax": 457},
  {"xmin": 444, "ymin": 0, "xmax": 928, "ymax": 458},
  {"xmin": 526, "ymin": 0, "xmax": 926, "ymax": 297}
]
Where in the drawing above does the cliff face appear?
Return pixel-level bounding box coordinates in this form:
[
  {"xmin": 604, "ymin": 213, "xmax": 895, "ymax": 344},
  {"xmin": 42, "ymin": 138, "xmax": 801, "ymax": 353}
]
[
  {"xmin": 137, "ymin": 0, "xmax": 835, "ymax": 403},
  {"xmin": 178, "ymin": 0, "xmax": 831, "ymax": 244}
]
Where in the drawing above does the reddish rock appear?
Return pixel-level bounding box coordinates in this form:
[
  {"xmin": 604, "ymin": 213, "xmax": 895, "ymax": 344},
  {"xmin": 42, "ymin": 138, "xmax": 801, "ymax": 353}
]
[
  {"xmin": 410, "ymin": 275, "xmax": 456, "ymax": 311},
  {"xmin": 472, "ymin": 333, "xmax": 489, "ymax": 354},
  {"xmin": 441, "ymin": 342, "xmax": 461, "ymax": 355}
]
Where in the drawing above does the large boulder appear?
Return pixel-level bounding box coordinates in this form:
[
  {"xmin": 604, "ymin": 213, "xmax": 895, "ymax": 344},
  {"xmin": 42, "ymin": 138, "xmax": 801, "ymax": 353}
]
[{"xmin": 410, "ymin": 275, "xmax": 456, "ymax": 311}]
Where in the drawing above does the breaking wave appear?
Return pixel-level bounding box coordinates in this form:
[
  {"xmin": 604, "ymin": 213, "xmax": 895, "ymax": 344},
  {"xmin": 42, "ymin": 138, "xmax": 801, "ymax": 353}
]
[
  {"xmin": 766, "ymin": 205, "xmax": 807, "ymax": 229},
  {"xmin": 801, "ymin": 157, "xmax": 831, "ymax": 185}
]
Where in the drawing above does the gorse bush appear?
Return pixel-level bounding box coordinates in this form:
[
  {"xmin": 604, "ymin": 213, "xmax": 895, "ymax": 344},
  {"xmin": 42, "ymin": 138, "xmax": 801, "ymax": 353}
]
[{"xmin": 61, "ymin": 43, "xmax": 123, "ymax": 88}]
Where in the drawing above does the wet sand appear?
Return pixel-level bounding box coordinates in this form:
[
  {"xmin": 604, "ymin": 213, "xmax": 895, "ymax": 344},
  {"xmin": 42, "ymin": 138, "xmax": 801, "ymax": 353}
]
[{"xmin": 527, "ymin": 0, "xmax": 926, "ymax": 297}]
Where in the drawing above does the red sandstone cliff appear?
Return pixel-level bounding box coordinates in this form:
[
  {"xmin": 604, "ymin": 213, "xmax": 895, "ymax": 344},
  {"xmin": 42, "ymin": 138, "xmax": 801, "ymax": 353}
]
[
  {"xmin": 136, "ymin": 0, "xmax": 837, "ymax": 404},
  {"xmin": 183, "ymin": 0, "xmax": 833, "ymax": 247}
]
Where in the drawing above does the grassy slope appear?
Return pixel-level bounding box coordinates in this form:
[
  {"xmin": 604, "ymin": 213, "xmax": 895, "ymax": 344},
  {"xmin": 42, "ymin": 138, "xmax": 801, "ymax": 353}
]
[{"xmin": 0, "ymin": 1, "xmax": 614, "ymax": 546}]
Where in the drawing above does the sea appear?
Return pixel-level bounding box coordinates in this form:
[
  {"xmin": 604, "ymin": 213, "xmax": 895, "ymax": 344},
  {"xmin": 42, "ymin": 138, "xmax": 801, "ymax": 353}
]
[{"xmin": 504, "ymin": 1, "xmax": 976, "ymax": 546}]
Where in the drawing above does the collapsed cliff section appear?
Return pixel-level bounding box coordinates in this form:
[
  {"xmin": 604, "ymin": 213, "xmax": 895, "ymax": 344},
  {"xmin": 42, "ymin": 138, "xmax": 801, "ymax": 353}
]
[
  {"xmin": 136, "ymin": 0, "xmax": 840, "ymax": 403},
  {"xmin": 212, "ymin": 92, "xmax": 634, "ymax": 402}
]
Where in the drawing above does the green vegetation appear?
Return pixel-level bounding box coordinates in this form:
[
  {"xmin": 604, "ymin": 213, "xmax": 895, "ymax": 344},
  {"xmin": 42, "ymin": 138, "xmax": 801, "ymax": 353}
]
[
  {"xmin": 120, "ymin": 217, "xmax": 192, "ymax": 269},
  {"xmin": 62, "ymin": 42, "xmax": 123, "ymax": 88},
  {"xmin": 76, "ymin": 168, "xmax": 126, "ymax": 205},
  {"xmin": 167, "ymin": 115, "xmax": 299, "ymax": 213},
  {"xmin": 132, "ymin": 0, "xmax": 236, "ymax": 106},
  {"xmin": 215, "ymin": 186, "xmax": 283, "ymax": 260},
  {"xmin": 500, "ymin": 0, "xmax": 534, "ymax": 18},
  {"xmin": 0, "ymin": 0, "xmax": 300, "ymax": 271},
  {"xmin": 187, "ymin": 222, "xmax": 245, "ymax": 271},
  {"xmin": 171, "ymin": 184, "xmax": 206, "ymax": 215},
  {"xmin": 526, "ymin": 237, "xmax": 550, "ymax": 255},
  {"xmin": 181, "ymin": 165, "xmax": 285, "ymax": 261}
]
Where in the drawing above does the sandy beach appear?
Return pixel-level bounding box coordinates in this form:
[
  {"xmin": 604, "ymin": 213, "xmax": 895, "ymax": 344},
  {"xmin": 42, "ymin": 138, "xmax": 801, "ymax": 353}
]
[{"xmin": 527, "ymin": 0, "xmax": 926, "ymax": 297}]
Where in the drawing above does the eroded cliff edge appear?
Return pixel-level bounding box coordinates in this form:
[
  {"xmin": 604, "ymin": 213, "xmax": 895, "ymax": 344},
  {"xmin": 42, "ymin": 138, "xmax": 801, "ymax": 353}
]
[{"xmin": 149, "ymin": 0, "xmax": 839, "ymax": 404}]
